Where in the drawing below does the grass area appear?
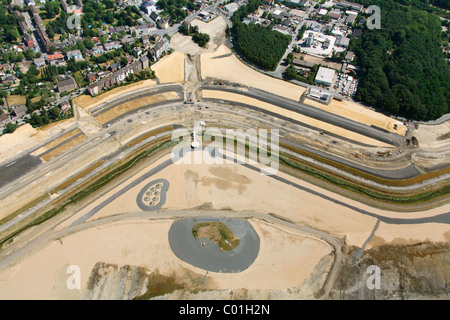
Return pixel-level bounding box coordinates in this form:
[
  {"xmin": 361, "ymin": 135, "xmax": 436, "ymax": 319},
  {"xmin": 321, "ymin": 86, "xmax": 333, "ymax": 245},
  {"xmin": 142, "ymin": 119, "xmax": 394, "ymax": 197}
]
[{"xmin": 192, "ymin": 222, "xmax": 239, "ymax": 251}]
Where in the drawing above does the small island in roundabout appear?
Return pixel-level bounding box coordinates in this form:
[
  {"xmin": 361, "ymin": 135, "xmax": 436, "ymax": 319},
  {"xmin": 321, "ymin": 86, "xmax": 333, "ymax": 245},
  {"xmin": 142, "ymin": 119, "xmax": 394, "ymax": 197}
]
[{"xmin": 192, "ymin": 221, "xmax": 240, "ymax": 252}]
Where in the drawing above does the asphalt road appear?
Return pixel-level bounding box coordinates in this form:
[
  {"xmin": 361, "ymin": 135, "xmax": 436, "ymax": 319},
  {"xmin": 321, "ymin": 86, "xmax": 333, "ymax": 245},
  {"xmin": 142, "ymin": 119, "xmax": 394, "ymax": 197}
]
[
  {"xmin": 202, "ymin": 85, "xmax": 405, "ymax": 147},
  {"xmin": 168, "ymin": 217, "xmax": 260, "ymax": 273}
]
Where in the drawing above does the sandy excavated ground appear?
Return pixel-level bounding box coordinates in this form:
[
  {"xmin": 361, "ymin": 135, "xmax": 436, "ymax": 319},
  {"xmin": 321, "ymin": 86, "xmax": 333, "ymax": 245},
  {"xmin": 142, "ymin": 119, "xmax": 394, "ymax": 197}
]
[
  {"xmin": 169, "ymin": 17, "xmax": 228, "ymax": 56},
  {"xmin": 0, "ymin": 217, "xmax": 331, "ymax": 299},
  {"xmin": 201, "ymin": 45, "xmax": 307, "ymax": 102},
  {"xmin": 151, "ymin": 51, "xmax": 185, "ymax": 84},
  {"xmin": 95, "ymin": 91, "xmax": 181, "ymax": 125},
  {"xmin": 73, "ymin": 79, "xmax": 158, "ymax": 112},
  {"xmin": 62, "ymin": 150, "xmax": 450, "ymax": 248},
  {"xmin": 0, "ymin": 120, "xmax": 77, "ymax": 164},
  {"xmin": 415, "ymin": 121, "xmax": 450, "ymax": 150},
  {"xmin": 303, "ymin": 98, "xmax": 408, "ymax": 136},
  {"xmin": 300, "ymin": 54, "xmax": 342, "ymax": 71},
  {"xmin": 202, "ymin": 89, "xmax": 392, "ymax": 147}
]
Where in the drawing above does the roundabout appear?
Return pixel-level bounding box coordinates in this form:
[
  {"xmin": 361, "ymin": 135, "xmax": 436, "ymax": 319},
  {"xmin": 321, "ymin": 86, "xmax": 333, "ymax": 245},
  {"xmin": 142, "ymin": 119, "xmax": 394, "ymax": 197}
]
[{"xmin": 168, "ymin": 217, "xmax": 260, "ymax": 273}]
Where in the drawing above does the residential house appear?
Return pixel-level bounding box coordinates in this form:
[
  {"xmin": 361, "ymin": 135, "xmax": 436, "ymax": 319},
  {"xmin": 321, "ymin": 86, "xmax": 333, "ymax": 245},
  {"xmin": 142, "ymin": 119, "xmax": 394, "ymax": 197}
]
[
  {"xmin": 56, "ymin": 75, "xmax": 77, "ymax": 93},
  {"xmin": 0, "ymin": 113, "xmax": 11, "ymax": 125},
  {"xmin": 46, "ymin": 53, "xmax": 64, "ymax": 63},
  {"xmin": 33, "ymin": 57, "xmax": 46, "ymax": 68},
  {"xmin": 92, "ymin": 45, "xmax": 104, "ymax": 55},
  {"xmin": 141, "ymin": 55, "xmax": 149, "ymax": 69},
  {"xmin": 66, "ymin": 49, "xmax": 84, "ymax": 61},
  {"xmin": 109, "ymin": 62, "xmax": 121, "ymax": 71},
  {"xmin": 148, "ymin": 37, "xmax": 169, "ymax": 62},
  {"xmin": 23, "ymin": 33, "xmax": 35, "ymax": 47},
  {"xmin": 88, "ymin": 54, "xmax": 151, "ymax": 96},
  {"xmin": 150, "ymin": 11, "xmax": 159, "ymax": 22},
  {"xmin": 121, "ymin": 35, "xmax": 135, "ymax": 46},
  {"xmin": 60, "ymin": 101, "xmax": 71, "ymax": 112},
  {"xmin": 87, "ymin": 72, "xmax": 98, "ymax": 82},
  {"xmin": 12, "ymin": 104, "xmax": 27, "ymax": 118},
  {"xmin": 157, "ymin": 19, "xmax": 169, "ymax": 29},
  {"xmin": 104, "ymin": 41, "xmax": 122, "ymax": 51}
]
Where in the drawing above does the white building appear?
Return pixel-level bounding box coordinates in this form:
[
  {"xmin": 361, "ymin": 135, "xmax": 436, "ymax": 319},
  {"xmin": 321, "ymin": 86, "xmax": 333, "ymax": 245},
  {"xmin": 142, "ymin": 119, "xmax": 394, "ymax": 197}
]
[
  {"xmin": 315, "ymin": 66, "xmax": 336, "ymax": 87},
  {"xmin": 224, "ymin": 2, "xmax": 239, "ymax": 14}
]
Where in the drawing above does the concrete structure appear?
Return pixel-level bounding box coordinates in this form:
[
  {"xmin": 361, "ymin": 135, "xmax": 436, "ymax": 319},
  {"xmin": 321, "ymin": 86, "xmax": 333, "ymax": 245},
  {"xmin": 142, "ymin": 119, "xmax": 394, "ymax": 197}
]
[{"xmin": 315, "ymin": 66, "xmax": 336, "ymax": 87}]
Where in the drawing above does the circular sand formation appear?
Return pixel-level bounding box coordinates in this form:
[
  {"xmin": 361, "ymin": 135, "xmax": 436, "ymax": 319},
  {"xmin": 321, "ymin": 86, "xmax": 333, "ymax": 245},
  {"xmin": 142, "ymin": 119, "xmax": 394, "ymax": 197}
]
[
  {"xmin": 168, "ymin": 217, "xmax": 260, "ymax": 273},
  {"xmin": 136, "ymin": 179, "xmax": 169, "ymax": 211}
]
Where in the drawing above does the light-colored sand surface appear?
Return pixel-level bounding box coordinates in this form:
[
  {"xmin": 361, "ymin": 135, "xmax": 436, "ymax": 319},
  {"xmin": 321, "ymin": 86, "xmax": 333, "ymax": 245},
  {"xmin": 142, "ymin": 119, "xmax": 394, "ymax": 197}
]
[
  {"xmin": 169, "ymin": 16, "xmax": 228, "ymax": 55},
  {"xmin": 300, "ymin": 54, "xmax": 342, "ymax": 71},
  {"xmin": 73, "ymin": 79, "xmax": 158, "ymax": 112},
  {"xmin": 32, "ymin": 128, "xmax": 83, "ymax": 156},
  {"xmin": 151, "ymin": 51, "xmax": 185, "ymax": 84},
  {"xmin": 94, "ymin": 91, "xmax": 181, "ymax": 125},
  {"xmin": 202, "ymin": 89, "xmax": 392, "ymax": 147},
  {"xmin": 414, "ymin": 120, "xmax": 450, "ymax": 150},
  {"xmin": 303, "ymin": 98, "xmax": 408, "ymax": 135},
  {"xmin": 0, "ymin": 121, "xmax": 77, "ymax": 163},
  {"xmin": 40, "ymin": 133, "xmax": 87, "ymax": 162},
  {"xmin": 62, "ymin": 150, "xmax": 450, "ymax": 248},
  {"xmin": 0, "ymin": 217, "xmax": 331, "ymax": 299},
  {"xmin": 367, "ymin": 222, "xmax": 450, "ymax": 249},
  {"xmin": 201, "ymin": 45, "xmax": 307, "ymax": 101}
]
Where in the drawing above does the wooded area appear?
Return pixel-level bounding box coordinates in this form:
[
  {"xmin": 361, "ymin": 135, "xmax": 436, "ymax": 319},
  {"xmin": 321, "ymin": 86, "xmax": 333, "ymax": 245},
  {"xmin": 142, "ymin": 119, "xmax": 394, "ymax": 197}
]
[
  {"xmin": 231, "ymin": 0, "xmax": 291, "ymax": 71},
  {"xmin": 350, "ymin": 0, "xmax": 449, "ymax": 120}
]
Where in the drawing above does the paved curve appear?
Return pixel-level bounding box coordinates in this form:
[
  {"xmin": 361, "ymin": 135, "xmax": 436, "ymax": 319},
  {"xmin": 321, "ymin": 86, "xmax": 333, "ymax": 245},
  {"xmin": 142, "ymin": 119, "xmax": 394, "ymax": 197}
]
[
  {"xmin": 202, "ymin": 85, "xmax": 405, "ymax": 147},
  {"xmin": 168, "ymin": 217, "xmax": 260, "ymax": 273},
  {"xmin": 68, "ymin": 147, "xmax": 450, "ymax": 226}
]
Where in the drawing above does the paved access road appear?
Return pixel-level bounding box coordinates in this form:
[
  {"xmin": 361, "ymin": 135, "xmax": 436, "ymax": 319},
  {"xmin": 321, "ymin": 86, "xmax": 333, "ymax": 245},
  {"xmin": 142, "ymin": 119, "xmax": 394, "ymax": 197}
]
[{"xmin": 202, "ymin": 85, "xmax": 405, "ymax": 147}]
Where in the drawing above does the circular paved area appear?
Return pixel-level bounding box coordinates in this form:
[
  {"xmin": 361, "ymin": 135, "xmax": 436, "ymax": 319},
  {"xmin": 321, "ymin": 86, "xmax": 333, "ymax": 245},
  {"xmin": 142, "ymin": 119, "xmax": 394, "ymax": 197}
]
[{"xmin": 168, "ymin": 217, "xmax": 260, "ymax": 273}]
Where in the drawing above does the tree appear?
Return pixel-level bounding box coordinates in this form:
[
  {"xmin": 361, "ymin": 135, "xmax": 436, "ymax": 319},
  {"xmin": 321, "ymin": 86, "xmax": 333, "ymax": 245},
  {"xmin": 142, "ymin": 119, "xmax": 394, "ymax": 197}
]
[
  {"xmin": 4, "ymin": 122, "xmax": 18, "ymax": 134},
  {"xmin": 24, "ymin": 48, "xmax": 35, "ymax": 60},
  {"xmin": 5, "ymin": 29, "xmax": 20, "ymax": 42},
  {"xmin": 84, "ymin": 38, "xmax": 94, "ymax": 50}
]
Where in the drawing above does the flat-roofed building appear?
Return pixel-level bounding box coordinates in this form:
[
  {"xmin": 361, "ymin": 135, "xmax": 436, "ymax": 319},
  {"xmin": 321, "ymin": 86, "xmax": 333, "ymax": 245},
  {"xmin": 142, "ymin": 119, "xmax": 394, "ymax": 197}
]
[
  {"xmin": 337, "ymin": 0, "xmax": 364, "ymax": 12},
  {"xmin": 315, "ymin": 66, "xmax": 336, "ymax": 87}
]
